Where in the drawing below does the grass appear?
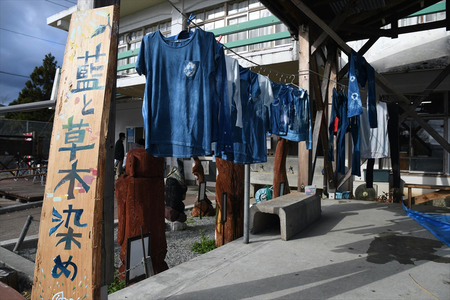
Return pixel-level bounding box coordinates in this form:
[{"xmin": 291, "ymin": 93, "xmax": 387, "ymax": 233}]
[
  {"xmin": 185, "ymin": 217, "xmax": 195, "ymax": 224},
  {"xmin": 108, "ymin": 267, "xmax": 126, "ymax": 294},
  {"xmin": 191, "ymin": 230, "xmax": 217, "ymax": 254}
]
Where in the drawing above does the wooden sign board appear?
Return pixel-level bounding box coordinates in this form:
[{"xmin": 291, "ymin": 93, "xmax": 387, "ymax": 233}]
[{"xmin": 32, "ymin": 6, "xmax": 119, "ymax": 300}]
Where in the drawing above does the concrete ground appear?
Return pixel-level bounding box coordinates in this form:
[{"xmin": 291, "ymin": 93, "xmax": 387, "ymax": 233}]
[
  {"xmin": 110, "ymin": 199, "xmax": 450, "ymax": 300},
  {"xmin": 2, "ymin": 188, "xmax": 449, "ymax": 299},
  {"xmin": 0, "ymin": 184, "xmax": 212, "ymax": 289}
]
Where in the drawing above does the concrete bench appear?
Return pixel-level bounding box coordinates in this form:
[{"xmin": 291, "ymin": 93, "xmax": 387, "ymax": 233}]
[{"xmin": 250, "ymin": 192, "xmax": 321, "ymax": 241}]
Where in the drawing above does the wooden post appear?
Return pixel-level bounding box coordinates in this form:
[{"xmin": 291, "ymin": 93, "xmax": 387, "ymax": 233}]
[
  {"xmin": 215, "ymin": 158, "xmax": 244, "ymax": 247},
  {"xmin": 32, "ymin": 6, "xmax": 119, "ymax": 300},
  {"xmin": 298, "ymin": 23, "xmax": 311, "ymax": 191},
  {"xmin": 273, "ymin": 137, "xmax": 291, "ymax": 198}
]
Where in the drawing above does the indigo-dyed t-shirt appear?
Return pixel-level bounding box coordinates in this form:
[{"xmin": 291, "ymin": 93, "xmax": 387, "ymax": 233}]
[
  {"xmin": 269, "ymin": 82, "xmax": 291, "ymax": 136},
  {"xmin": 284, "ymin": 86, "xmax": 311, "ymax": 149},
  {"xmin": 136, "ymin": 29, "xmax": 226, "ymax": 158},
  {"xmin": 231, "ymin": 67, "xmax": 272, "ymax": 164}
]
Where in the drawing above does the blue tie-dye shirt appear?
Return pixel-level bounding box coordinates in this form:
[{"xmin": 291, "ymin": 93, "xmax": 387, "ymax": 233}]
[{"xmin": 136, "ymin": 29, "xmax": 227, "ymax": 158}]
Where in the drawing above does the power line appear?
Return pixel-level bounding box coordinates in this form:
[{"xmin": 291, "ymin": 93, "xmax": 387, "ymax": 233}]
[
  {"xmin": 45, "ymin": 0, "xmax": 70, "ymax": 8},
  {"xmin": 0, "ymin": 71, "xmax": 29, "ymax": 79},
  {"xmin": 0, "ymin": 27, "xmax": 66, "ymax": 46},
  {"xmin": 165, "ymin": 0, "xmax": 297, "ymax": 79}
]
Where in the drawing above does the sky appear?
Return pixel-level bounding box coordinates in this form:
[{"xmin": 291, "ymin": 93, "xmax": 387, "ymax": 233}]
[{"xmin": 0, "ymin": 0, "xmax": 76, "ymax": 106}]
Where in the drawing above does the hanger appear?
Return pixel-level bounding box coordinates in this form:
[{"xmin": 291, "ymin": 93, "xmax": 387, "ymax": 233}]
[{"xmin": 289, "ymin": 75, "xmax": 299, "ymax": 88}]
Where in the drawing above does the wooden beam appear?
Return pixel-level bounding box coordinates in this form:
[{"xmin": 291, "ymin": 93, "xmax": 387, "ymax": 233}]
[
  {"xmin": 292, "ymin": 0, "xmax": 450, "ymax": 164},
  {"xmin": 374, "ymin": 75, "xmax": 450, "ymax": 153},
  {"xmin": 310, "ymin": 48, "xmax": 336, "ymax": 192},
  {"xmin": 298, "ymin": 23, "xmax": 311, "ymax": 191},
  {"xmin": 336, "ymin": 159, "xmax": 367, "ymax": 190},
  {"xmin": 399, "ymin": 63, "xmax": 450, "ymax": 124},
  {"xmin": 292, "ymin": 0, "xmax": 352, "ymax": 54},
  {"xmin": 337, "ymin": 37, "xmax": 378, "ymax": 81},
  {"xmin": 414, "ymin": 190, "xmax": 450, "ymax": 205},
  {"xmin": 311, "ymin": 0, "xmax": 359, "ymax": 55},
  {"xmin": 392, "ymin": 19, "xmax": 447, "ymax": 36}
]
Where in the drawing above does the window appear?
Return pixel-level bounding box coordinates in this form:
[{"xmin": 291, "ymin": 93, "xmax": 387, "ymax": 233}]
[
  {"xmin": 227, "ymin": 15, "xmax": 248, "ymax": 53},
  {"xmin": 189, "ymin": 1, "xmax": 292, "ymax": 54},
  {"xmin": 399, "ymin": 95, "xmax": 447, "ymax": 173},
  {"xmin": 117, "ymin": 20, "xmax": 172, "ymax": 75}
]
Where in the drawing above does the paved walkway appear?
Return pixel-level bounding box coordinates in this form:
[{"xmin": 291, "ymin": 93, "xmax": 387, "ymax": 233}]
[{"xmin": 110, "ymin": 199, "xmax": 450, "ymax": 300}]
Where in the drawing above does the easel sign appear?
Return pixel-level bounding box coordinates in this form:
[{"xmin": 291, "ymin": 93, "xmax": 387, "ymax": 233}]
[
  {"xmin": 126, "ymin": 232, "xmax": 152, "ymax": 286},
  {"xmin": 32, "ymin": 5, "xmax": 119, "ymax": 300}
]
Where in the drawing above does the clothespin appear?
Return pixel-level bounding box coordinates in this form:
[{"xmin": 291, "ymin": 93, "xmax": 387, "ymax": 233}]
[
  {"xmin": 216, "ymin": 35, "xmax": 223, "ymax": 43},
  {"xmin": 186, "ymin": 13, "xmax": 196, "ymax": 31},
  {"xmin": 187, "ymin": 13, "xmax": 196, "ymax": 24}
]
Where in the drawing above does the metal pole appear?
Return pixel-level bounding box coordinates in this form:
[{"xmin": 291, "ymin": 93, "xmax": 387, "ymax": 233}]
[
  {"xmin": 50, "ymin": 68, "xmax": 61, "ymax": 101},
  {"xmin": 243, "ymin": 164, "xmax": 250, "ymax": 244},
  {"xmin": 13, "ymin": 215, "xmax": 34, "ymax": 253}
]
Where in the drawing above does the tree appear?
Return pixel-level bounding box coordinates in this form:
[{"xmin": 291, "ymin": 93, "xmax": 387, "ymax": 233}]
[{"xmin": 5, "ymin": 53, "xmax": 58, "ymax": 122}]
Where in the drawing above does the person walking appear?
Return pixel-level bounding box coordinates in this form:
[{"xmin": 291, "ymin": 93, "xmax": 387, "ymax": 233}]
[{"xmin": 115, "ymin": 132, "xmax": 125, "ymax": 180}]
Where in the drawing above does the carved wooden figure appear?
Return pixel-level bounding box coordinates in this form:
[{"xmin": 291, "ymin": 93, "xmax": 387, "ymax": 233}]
[
  {"xmin": 273, "ymin": 137, "xmax": 291, "ymax": 198},
  {"xmin": 115, "ymin": 148, "xmax": 168, "ymax": 277},
  {"xmin": 215, "ymin": 158, "xmax": 245, "ymax": 246},
  {"xmin": 191, "ymin": 157, "xmax": 215, "ymax": 217}
]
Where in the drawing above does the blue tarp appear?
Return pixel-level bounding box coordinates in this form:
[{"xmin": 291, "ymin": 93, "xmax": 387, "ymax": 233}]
[{"xmin": 402, "ymin": 201, "xmax": 450, "ymax": 246}]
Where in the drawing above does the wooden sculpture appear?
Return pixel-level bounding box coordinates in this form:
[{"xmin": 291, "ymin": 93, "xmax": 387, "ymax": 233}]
[
  {"xmin": 115, "ymin": 148, "xmax": 168, "ymax": 277},
  {"xmin": 215, "ymin": 158, "xmax": 244, "ymax": 246},
  {"xmin": 273, "ymin": 137, "xmax": 291, "ymax": 198},
  {"xmin": 191, "ymin": 157, "xmax": 215, "ymax": 217}
]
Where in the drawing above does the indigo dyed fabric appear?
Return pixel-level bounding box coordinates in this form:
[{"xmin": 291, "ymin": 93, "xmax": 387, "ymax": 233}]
[
  {"xmin": 136, "ymin": 29, "xmax": 227, "ymax": 158},
  {"xmin": 403, "ymin": 201, "xmax": 450, "ymax": 247},
  {"xmin": 347, "ymin": 51, "xmax": 363, "ymax": 118},
  {"xmin": 284, "ymin": 86, "xmax": 311, "ymax": 149},
  {"xmin": 269, "ymin": 82, "xmax": 290, "ymax": 136},
  {"xmin": 347, "ymin": 51, "xmax": 377, "ymax": 128}
]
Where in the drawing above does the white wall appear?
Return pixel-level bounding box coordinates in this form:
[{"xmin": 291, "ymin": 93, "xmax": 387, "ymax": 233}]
[{"xmin": 115, "ymin": 100, "xmax": 144, "ymax": 142}]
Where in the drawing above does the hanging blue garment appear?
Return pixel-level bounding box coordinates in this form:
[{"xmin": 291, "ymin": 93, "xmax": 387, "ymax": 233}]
[
  {"xmin": 336, "ymin": 91, "xmax": 348, "ymax": 175},
  {"xmin": 365, "ymin": 63, "xmax": 377, "ymax": 128},
  {"xmin": 136, "ymin": 29, "xmax": 227, "ymax": 158},
  {"xmin": 269, "ymin": 82, "xmax": 290, "ymax": 136},
  {"xmin": 349, "ymin": 115, "xmax": 361, "ymax": 177},
  {"xmin": 215, "ymin": 51, "xmax": 235, "ymax": 159},
  {"xmin": 347, "ymin": 50, "xmax": 377, "ymax": 128},
  {"xmin": 284, "ymin": 86, "xmax": 311, "ymax": 150},
  {"xmin": 335, "ymin": 90, "xmax": 360, "ymax": 176},
  {"xmin": 347, "ymin": 51, "xmax": 363, "ymax": 118},
  {"xmin": 228, "ymin": 67, "xmax": 265, "ymax": 164},
  {"xmin": 328, "ymin": 88, "xmax": 339, "ymax": 162},
  {"xmin": 402, "ymin": 201, "xmax": 450, "ymax": 247}
]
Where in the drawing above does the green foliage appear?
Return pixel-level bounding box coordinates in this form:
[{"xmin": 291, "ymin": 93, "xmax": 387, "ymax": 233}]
[
  {"xmin": 5, "ymin": 53, "xmax": 58, "ymax": 122},
  {"xmin": 108, "ymin": 267, "xmax": 126, "ymax": 294},
  {"xmin": 191, "ymin": 231, "xmax": 217, "ymax": 254},
  {"xmin": 185, "ymin": 217, "xmax": 195, "ymax": 224}
]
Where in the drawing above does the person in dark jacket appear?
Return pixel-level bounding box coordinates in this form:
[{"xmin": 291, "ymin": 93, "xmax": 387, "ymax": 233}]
[{"xmin": 115, "ymin": 132, "xmax": 125, "ymax": 179}]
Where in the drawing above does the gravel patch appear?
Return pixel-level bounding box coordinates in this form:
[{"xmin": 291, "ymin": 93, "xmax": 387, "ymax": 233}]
[{"xmin": 18, "ymin": 210, "xmax": 216, "ymax": 271}]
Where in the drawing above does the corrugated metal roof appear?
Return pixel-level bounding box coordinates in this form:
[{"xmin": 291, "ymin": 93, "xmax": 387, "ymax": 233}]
[{"xmin": 329, "ymin": 0, "xmax": 386, "ymax": 16}]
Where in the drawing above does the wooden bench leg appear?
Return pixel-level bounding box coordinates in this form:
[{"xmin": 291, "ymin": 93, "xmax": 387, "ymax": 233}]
[{"xmin": 408, "ymin": 187, "xmax": 412, "ymax": 208}]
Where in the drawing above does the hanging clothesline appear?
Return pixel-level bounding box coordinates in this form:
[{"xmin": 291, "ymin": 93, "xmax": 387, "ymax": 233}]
[{"xmin": 165, "ymin": 0, "xmax": 342, "ymax": 85}]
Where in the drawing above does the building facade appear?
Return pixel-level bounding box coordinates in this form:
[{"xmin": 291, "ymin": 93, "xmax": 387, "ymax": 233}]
[{"xmin": 48, "ymin": 0, "xmax": 449, "ymax": 197}]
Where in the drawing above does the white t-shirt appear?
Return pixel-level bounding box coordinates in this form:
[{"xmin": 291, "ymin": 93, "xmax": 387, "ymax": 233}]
[
  {"xmin": 257, "ymin": 74, "xmax": 274, "ymax": 107},
  {"xmin": 224, "ymin": 55, "xmax": 242, "ymax": 127},
  {"xmin": 360, "ymin": 101, "xmax": 389, "ymax": 158}
]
